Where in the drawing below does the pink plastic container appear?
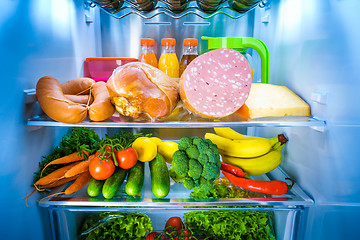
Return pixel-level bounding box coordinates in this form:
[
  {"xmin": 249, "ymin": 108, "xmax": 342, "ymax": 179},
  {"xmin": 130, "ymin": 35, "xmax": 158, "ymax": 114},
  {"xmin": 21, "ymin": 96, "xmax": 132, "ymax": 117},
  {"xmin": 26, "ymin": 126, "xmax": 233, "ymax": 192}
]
[{"xmin": 84, "ymin": 57, "xmax": 138, "ymax": 81}]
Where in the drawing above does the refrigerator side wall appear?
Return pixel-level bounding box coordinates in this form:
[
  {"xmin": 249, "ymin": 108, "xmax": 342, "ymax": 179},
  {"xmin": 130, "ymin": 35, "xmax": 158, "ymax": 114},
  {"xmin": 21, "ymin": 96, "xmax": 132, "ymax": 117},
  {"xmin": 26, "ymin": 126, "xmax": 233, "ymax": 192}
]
[
  {"xmin": 254, "ymin": 0, "xmax": 360, "ymax": 239},
  {"xmin": 0, "ymin": 1, "xmax": 101, "ymax": 239}
]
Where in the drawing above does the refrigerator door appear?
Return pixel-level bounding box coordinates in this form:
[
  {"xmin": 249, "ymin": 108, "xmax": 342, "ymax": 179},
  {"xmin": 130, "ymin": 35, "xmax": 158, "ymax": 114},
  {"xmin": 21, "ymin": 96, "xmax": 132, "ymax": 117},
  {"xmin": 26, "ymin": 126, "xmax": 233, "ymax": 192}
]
[
  {"xmin": 253, "ymin": 0, "xmax": 360, "ymax": 239},
  {"xmin": 0, "ymin": 1, "xmax": 101, "ymax": 239}
]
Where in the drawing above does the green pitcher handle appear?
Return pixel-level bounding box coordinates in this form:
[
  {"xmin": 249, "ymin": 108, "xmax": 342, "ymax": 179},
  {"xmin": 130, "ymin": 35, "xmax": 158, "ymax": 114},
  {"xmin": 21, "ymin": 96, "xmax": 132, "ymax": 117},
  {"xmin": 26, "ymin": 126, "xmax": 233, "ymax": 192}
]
[{"xmin": 201, "ymin": 36, "xmax": 269, "ymax": 84}]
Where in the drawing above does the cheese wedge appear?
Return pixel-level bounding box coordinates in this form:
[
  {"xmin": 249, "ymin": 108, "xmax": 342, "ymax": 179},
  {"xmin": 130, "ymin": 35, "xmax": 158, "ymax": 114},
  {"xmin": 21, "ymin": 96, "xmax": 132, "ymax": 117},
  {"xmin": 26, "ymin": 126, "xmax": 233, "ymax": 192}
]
[{"xmin": 236, "ymin": 83, "xmax": 311, "ymax": 119}]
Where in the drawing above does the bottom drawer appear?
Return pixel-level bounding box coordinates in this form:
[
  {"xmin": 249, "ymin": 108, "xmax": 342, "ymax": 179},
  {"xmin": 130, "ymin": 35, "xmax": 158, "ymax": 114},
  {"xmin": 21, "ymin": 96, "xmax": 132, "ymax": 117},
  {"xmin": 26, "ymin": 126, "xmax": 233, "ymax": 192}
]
[{"xmin": 47, "ymin": 206, "xmax": 305, "ymax": 240}]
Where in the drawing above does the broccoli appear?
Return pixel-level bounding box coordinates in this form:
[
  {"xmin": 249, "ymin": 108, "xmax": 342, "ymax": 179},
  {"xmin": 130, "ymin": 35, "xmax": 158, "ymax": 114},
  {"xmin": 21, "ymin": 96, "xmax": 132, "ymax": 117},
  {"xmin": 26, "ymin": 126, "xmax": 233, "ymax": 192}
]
[
  {"xmin": 206, "ymin": 149, "xmax": 220, "ymax": 164},
  {"xmin": 186, "ymin": 145, "xmax": 200, "ymax": 159},
  {"xmin": 197, "ymin": 153, "xmax": 209, "ymax": 166},
  {"xmin": 192, "ymin": 136, "xmax": 203, "ymax": 146},
  {"xmin": 197, "ymin": 141, "xmax": 209, "ymax": 154},
  {"xmin": 172, "ymin": 150, "xmax": 189, "ymax": 177},
  {"xmin": 197, "ymin": 177, "xmax": 214, "ymax": 193},
  {"xmin": 170, "ymin": 166, "xmax": 187, "ymax": 183},
  {"xmin": 184, "ymin": 178, "xmax": 195, "ymax": 190},
  {"xmin": 178, "ymin": 136, "xmax": 192, "ymax": 151},
  {"xmin": 202, "ymin": 161, "xmax": 221, "ymax": 180},
  {"xmin": 170, "ymin": 136, "xmax": 221, "ymax": 196},
  {"xmin": 188, "ymin": 158, "xmax": 203, "ymax": 179}
]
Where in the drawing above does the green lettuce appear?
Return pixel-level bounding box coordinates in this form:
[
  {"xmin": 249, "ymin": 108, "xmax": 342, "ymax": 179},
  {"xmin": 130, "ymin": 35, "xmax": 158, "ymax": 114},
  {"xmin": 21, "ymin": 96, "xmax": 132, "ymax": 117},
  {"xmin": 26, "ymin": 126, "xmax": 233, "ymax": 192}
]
[
  {"xmin": 79, "ymin": 212, "xmax": 152, "ymax": 240},
  {"xmin": 184, "ymin": 210, "xmax": 275, "ymax": 240}
]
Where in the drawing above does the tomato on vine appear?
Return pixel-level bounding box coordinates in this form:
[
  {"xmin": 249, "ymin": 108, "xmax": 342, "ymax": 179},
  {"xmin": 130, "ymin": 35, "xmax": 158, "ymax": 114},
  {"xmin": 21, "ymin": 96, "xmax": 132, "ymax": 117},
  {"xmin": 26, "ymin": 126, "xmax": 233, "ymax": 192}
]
[
  {"xmin": 114, "ymin": 147, "xmax": 138, "ymax": 169},
  {"xmin": 89, "ymin": 155, "xmax": 115, "ymax": 180}
]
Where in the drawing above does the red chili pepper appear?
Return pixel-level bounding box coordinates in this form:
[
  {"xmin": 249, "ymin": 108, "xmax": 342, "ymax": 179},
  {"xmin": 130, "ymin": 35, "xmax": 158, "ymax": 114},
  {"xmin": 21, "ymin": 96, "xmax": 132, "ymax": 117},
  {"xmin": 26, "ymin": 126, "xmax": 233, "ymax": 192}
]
[
  {"xmin": 220, "ymin": 162, "xmax": 247, "ymax": 177},
  {"xmin": 222, "ymin": 171, "xmax": 295, "ymax": 195}
]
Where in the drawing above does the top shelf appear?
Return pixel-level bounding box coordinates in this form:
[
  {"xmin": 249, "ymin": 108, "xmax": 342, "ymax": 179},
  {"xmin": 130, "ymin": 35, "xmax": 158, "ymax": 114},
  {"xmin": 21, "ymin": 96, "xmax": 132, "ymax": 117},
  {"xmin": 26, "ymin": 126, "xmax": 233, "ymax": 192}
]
[
  {"xmin": 87, "ymin": 0, "xmax": 267, "ymax": 19},
  {"xmin": 28, "ymin": 114, "xmax": 325, "ymax": 129},
  {"xmin": 25, "ymin": 89, "xmax": 326, "ymax": 129}
]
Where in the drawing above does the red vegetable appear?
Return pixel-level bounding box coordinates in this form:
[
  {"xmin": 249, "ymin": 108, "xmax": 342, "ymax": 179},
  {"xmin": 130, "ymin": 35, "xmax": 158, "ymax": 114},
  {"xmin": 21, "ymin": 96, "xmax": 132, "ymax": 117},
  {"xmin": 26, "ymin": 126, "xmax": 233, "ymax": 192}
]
[
  {"xmin": 89, "ymin": 155, "xmax": 115, "ymax": 180},
  {"xmin": 179, "ymin": 229, "xmax": 192, "ymax": 240},
  {"xmin": 145, "ymin": 232, "xmax": 158, "ymax": 240},
  {"xmin": 220, "ymin": 162, "xmax": 247, "ymax": 177},
  {"xmin": 222, "ymin": 171, "xmax": 294, "ymax": 195},
  {"xmin": 115, "ymin": 147, "xmax": 138, "ymax": 169},
  {"xmin": 165, "ymin": 216, "xmax": 185, "ymax": 232}
]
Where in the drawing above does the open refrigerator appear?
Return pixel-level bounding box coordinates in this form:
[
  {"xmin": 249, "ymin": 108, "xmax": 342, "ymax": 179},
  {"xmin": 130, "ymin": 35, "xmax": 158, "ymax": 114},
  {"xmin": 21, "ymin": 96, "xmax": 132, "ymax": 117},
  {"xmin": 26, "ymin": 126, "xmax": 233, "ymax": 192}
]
[{"xmin": 1, "ymin": 0, "xmax": 360, "ymax": 239}]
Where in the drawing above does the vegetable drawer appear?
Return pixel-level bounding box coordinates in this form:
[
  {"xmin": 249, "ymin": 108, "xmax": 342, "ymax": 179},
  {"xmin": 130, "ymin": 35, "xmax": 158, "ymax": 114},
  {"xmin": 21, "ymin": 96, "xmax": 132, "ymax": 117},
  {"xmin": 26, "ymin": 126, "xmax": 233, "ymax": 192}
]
[{"xmin": 46, "ymin": 206, "xmax": 304, "ymax": 240}]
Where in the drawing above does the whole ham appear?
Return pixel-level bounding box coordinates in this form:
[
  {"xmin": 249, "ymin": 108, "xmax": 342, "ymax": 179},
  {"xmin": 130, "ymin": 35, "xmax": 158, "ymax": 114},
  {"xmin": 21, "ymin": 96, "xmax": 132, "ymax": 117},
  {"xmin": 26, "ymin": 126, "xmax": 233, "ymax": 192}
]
[
  {"xmin": 179, "ymin": 48, "xmax": 252, "ymax": 119},
  {"xmin": 106, "ymin": 62, "xmax": 179, "ymax": 120}
]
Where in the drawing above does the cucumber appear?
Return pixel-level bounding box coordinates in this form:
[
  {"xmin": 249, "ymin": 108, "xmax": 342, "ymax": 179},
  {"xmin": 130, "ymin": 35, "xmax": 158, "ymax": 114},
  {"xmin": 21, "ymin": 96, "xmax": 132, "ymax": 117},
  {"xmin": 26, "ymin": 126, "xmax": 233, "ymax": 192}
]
[
  {"xmin": 87, "ymin": 177, "xmax": 105, "ymax": 197},
  {"xmin": 149, "ymin": 153, "xmax": 170, "ymax": 198},
  {"xmin": 102, "ymin": 168, "xmax": 128, "ymax": 199},
  {"xmin": 125, "ymin": 161, "xmax": 145, "ymax": 196}
]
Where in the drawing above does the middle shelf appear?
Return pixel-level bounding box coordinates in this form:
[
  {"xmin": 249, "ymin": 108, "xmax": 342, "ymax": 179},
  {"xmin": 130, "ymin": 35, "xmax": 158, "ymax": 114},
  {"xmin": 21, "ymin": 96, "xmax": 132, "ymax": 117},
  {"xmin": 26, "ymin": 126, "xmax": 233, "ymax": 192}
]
[{"xmin": 38, "ymin": 167, "xmax": 313, "ymax": 208}]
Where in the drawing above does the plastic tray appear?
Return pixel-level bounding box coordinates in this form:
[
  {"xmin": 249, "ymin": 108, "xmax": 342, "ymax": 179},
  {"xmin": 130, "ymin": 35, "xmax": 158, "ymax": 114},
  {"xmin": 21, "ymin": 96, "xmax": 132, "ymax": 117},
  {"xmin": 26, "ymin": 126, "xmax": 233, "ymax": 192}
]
[{"xmin": 84, "ymin": 57, "xmax": 138, "ymax": 81}]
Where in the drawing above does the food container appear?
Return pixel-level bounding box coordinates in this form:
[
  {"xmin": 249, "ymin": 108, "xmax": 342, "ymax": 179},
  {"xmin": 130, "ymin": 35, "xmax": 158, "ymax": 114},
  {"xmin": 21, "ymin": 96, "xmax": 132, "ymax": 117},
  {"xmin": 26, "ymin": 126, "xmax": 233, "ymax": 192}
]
[{"xmin": 83, "ymin": 57, "xmax": 138, "ymax": 82}]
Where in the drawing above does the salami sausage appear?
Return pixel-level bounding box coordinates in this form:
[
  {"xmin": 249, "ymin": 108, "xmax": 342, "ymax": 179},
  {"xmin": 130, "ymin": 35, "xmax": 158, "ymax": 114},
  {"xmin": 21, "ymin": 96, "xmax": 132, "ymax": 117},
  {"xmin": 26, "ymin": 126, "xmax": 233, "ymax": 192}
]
[
  {"xmin": 88, "ymin": 81, "xmax": 115, "ymax": 121},
  {"xmin": 179, "ymin": 48, "xmax": 252, "ymax": 119},
  {"xmin": 61, "ymin": 77, "xmax": 95, "ymax": 95},
  {"xmin": 36, "ymin": 76, "xmax": 88, "ymax": 124}
]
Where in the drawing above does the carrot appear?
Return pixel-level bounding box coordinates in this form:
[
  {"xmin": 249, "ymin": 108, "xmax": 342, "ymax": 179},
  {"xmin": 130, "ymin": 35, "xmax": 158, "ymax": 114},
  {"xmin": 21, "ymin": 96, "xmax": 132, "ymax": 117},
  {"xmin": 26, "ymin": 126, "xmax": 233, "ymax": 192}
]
[
  {"xmin": 64, "ymin": 154, "xmax": 94, "ymax": 178},
  {"xmin": 64, "ymin": 171, "xmax": 92, "ymax": 195},
  {"xmin": 40, "ymin": 151, "xmax": 89, "ymax": 177},
  {"xmin": 35, "ymin": 162, "xmax": 79, "ymax": 186},
  {"xmin": 37, "ymin": 175, "xmax": 80, "ymax": 190}
]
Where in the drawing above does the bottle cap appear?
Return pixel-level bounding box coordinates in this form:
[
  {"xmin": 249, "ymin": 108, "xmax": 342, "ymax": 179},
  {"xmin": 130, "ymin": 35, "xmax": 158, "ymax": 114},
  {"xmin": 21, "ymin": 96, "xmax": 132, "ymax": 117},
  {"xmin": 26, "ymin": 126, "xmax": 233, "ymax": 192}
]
[
  {"xmin": 161, "ymin": 38, "xmax": 176, "ymax": 46},
  {"xmin": 183, "ymin": 38, "xmax": 198, "ymax": 46},
  {"xmin": 140, "ymin": 38, "xmax": 155, "ymax": 46}
]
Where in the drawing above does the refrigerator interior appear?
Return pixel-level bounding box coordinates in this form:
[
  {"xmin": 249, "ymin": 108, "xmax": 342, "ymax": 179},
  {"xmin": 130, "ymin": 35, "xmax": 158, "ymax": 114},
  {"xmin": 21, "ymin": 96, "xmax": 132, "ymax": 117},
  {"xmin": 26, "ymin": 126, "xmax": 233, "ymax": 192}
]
[{"xmin": 1, "ymin": 0, "xmax": 359, "ymax": 239}]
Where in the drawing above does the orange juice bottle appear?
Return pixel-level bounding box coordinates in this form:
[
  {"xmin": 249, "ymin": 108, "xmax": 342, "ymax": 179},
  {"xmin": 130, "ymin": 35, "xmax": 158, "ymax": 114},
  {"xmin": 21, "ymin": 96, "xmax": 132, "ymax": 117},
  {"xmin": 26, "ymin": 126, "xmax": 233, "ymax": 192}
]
[
  {"xmin": 179, "ymin": 38, "xmax": 198, "ymax": 76},
  {"xmin": 158, "ymin": 38, "xmax": 179, "ymax": 78},
  {"xmin": 138, "ymin": 38, "xmax": 158, "ymax": 68}
]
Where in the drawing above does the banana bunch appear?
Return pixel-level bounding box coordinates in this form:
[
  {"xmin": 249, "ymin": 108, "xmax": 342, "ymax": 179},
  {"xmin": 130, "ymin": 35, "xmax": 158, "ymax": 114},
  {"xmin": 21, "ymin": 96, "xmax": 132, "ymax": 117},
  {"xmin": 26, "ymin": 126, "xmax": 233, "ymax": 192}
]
[{"xmin": 205, "ymin": 127, "xmax": 288, "ymax": 176}]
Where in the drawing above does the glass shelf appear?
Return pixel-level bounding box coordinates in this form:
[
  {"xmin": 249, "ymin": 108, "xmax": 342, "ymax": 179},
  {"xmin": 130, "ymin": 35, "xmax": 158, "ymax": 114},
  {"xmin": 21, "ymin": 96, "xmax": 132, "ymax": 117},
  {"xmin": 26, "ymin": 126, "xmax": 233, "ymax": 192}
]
[
  {"xmin": 88, "ymin": 0, "xmax": 267, "ymax": 19},
  {"xmin": 38, "ymin": 167, "xmax": 313, "ymax": 208},
  {"xmin": 25, "ymin": 88, "xmax": 326, "ymax": 128},
  {"xmin": 27, "ymin": 114, "xmax": 325, "ymax": 128}
]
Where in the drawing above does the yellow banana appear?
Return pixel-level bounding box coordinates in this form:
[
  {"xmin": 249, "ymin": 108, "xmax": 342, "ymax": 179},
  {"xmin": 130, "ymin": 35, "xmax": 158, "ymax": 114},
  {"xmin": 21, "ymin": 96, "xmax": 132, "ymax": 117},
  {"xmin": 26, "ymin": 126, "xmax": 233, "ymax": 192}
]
[
  {"xmin": 221, "ymin": 144, "xmax": 285, "ymax": 176},
  {"xmin": 214, "ymin": 127, "xmax": 288, "ymax": 148},
  {"xmin": 214, "ymin": 127, "xmax": 248, "ymax": 139},
  {"xmin": 205, "ymin": 133, "xmax": 273, "ymax": 158}
]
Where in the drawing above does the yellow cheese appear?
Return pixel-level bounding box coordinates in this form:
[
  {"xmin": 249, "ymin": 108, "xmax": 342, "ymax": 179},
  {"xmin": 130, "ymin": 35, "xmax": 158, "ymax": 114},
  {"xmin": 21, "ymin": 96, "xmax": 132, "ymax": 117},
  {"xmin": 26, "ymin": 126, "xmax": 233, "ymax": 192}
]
[{"xmin": 236, "ymin": 83, "xmax": 311, "ymax": 119}]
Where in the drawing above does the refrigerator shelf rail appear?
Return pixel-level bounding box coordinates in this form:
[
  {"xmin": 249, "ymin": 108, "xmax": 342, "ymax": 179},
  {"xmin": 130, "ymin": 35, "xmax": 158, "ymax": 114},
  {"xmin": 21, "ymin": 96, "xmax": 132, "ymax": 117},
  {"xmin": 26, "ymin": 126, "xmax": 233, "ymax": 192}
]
[
  {"xmin": 25, "ymin": 88, "xmax": 325, "ymax": 128},
  {"xmin": 87, "ymin": 0, "xmax": 267, "ymax": 19},
  {"xmin": 38, "ymin": 167, "xmax": 314, "ymax": 208},
  {"xmin": 27, "ymin": 115, "xmax": 326, "ymax": 128}
]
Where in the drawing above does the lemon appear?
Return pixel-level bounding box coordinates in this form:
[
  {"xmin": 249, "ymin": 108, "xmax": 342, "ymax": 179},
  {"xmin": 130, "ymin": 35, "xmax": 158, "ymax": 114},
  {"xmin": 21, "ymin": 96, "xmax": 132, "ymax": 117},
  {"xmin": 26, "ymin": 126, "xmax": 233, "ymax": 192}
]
[
  {"xmin": 158, "ymin": 141, "xmax": 179, "ymax": 164},
  {"xmin": 132, "ymin": 137, "xmax": 157, "ymax": 162},
  {"xmin": 149, "ymin": 137, "xmax": 163, "ymax": 147}
]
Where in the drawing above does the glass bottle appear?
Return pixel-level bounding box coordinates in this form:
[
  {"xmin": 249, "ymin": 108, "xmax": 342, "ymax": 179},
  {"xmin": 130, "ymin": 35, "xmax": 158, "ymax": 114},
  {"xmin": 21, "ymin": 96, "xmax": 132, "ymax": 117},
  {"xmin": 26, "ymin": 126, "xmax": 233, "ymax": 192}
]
[
  {"xmin": 158, "ymin": 38, "xmax": 179, "ymax": 78},
  {"xmin": 138, "ymin": 38, "xmax": 158, "ymax": 68},
  {"xmin": 179, "ymin": 38, "xmax": 198, "ymax": 76}
]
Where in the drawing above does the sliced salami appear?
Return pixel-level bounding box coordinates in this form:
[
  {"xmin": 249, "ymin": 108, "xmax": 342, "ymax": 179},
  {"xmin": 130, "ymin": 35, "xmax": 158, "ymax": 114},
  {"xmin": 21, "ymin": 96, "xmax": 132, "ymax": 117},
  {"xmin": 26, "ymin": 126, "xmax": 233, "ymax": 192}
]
[{"xmin": 179, "ymin": 48, "xmax": 252, "ymax": 118}]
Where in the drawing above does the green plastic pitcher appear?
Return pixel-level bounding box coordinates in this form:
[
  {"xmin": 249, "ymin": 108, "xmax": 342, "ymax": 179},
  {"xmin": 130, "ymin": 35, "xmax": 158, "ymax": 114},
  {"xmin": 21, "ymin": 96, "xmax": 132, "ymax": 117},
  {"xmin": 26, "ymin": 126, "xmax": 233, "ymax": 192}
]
[{"xmin": 201, "ymin": 36, "xmax": 269, "ymax": 84}]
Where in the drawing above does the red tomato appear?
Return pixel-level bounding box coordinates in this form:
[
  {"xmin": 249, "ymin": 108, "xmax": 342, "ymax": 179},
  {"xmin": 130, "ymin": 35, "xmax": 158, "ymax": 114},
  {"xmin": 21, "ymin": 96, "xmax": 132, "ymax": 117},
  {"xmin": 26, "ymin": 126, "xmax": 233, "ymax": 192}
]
[
  {"xmin": 180, "ymin": 229, "xmax": 192, "ymax": 239},
  {"xmin": 96, "ymin": 145, "xmax": 113, "ymax": 159},
  {"xmin": 115, "ymin": 148, "xmax": 138, "ymax": 169},
  {"xmin": 89, "ymin": 155, "xmax": 115, "ymax": 180},
  {"xmin": 145, "ymin": 232, "xmax": 158, "ymax": 240},
  {"xmin": 165, "ymin": 217, "xmax": 185, "ymax": 232}
]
